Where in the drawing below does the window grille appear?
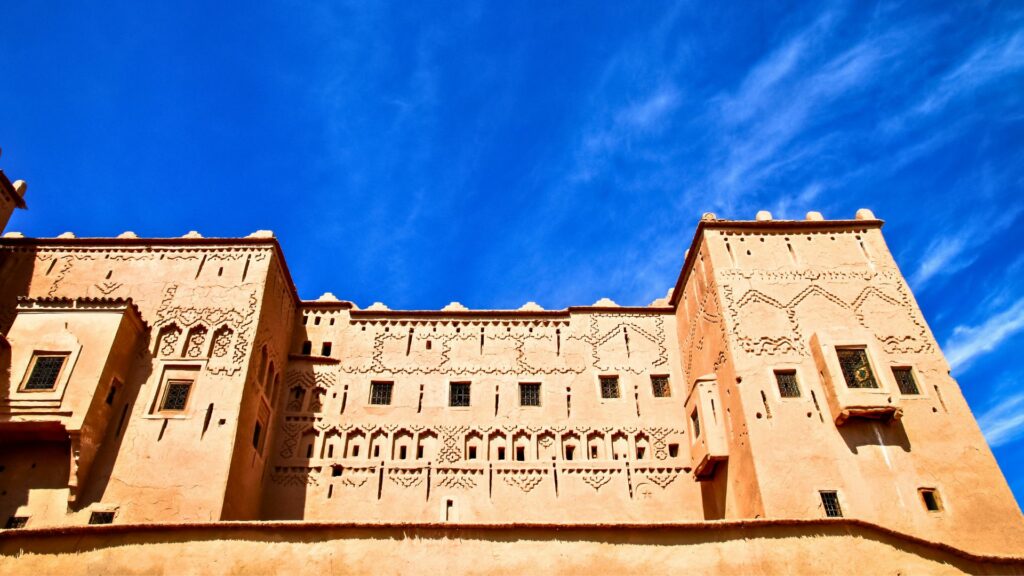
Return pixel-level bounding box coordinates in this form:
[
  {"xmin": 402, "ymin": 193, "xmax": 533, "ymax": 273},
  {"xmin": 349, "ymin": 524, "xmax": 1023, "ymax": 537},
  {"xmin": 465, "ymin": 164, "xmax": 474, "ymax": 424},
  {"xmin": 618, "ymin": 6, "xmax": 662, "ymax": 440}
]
[
  {"xmin": 775, "ymin": 370, "xmax": 801, "ymax": 398},
  {"xmin": 651, "ymin": 376, "xmax": 671, "ymax": 398},
  {"xmin": 370, "ymin": 382, "xmax": 393, "ymax": 405},
  {"xmin": 161, "ymin": 380, "xmax": 192, "ymax": 411},
  {"xmin": 892, "ymin": 367, "xmax": 919, "ymax": 395},
  {"xmin": 24, "ymin": 355, "xmax": 66, "ymax": 390},
  {"xmin": 820, "ymin": 491, "xmax": 843, "ymax": 517},
  {"xmin": 519, "ymin": 383, "xmax": 541, "ymax": 406},
  {"xmin": 600, "ymin": 376, "xmax": 620, "ymax": 399},
  {"xmin": 449, "ymin": 382, "xmax": 471, "ymax": 407},
  {"xmin": 4, "ymin": 516, "xmax": 28, "ymax": 529},
  {"xmin": 88, "ymin": 511, "xmax": 115, "ymax": 525},
  {"xmin": 836, "ymin": 349, "xmax": 878, "ymax": 389}
]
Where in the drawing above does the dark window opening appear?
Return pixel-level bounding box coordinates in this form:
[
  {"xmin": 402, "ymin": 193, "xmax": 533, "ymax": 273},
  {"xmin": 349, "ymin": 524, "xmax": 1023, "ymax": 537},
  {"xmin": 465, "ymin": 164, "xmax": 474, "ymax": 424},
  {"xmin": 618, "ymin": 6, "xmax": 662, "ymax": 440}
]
[
  {"xmin": 893, "ymin": 367, "xmax": 920, "ymax": 395},
  {"xmin": 161, "ymin": 380, "xmax": 193, "ymax": 411},
  {"xmin": 426, "ymin": 340, "xmax": 432, "ymax": 350},
  {"xmin": 328, "ymin": 445, "xmax": 334, "ymax": 458},
  {"xmin": 516, "ymin": 447, "xmax": 525, "ymax": 461},
  {"xmin": 498, "ymin": 447, "xmax": 506, "ymax": 461},
  {"xmin": 449, "ymin": 382, "xmax": 471, "ymax": 407},
  {"xmin": 590, "ymin": 445, "xmax": 598, "ymax": 459},
  {"xmin": 820, "ymin": 491, "xmax": 843, "ymax": 517},
  {"xmin": 306, "ymin": 444, "xmax": 313, "ymax": 458},
  {"xmin": 370, "ymin": 382, "xmax": 394, "ymax": 405},
  {"xmin": 332, "ymin": 467, "xmax": 342, "ymax": 477},
  {"xmin": 921, "ymin": 489, "xmax": 942, "ymax": 512},
  {"xmin": 565, "ymin": 446, "xmax": 575, "ymax": 461},
  {"xmin": 519, "ymin": 383, "xmax": 541, "ymax": 406},
  {"xmin": 668, "ymin": 443, "xmax": 679, "ymax": 458},
  {"xmin": 352, "ymin": 446, "xmax": 360, "ymax": 458},
  {"xmin": 600, "ymin": 376, "xmax": 620, "ymax": 399},
  {"xmin": 417, "ymin": 446, "xmax": 424, "ymax": 459},
  {"xmin": 373, "ymin": 446, "xmax": 380, "ymax": 458},
  {"xmin": 321, "ymin": 342, "xmax": 332, "ymax": 356},
  {"xmin": 251, "ymin": 421, "xmax": 263, "ymax": 451},
  {"xmin": 400, "ymin": 446, "xmax": 408, "ymax": 460},
  {"xmin": 775, "ymin": 370, "xmax": 801, "ymax": 398},
  {"xmin": 88, "ymin": 511, "xmax": 115, "ymax": 525},
  {"xmin": 301, "ymin": 341, "xmax": 312, "ymax": 355},
  {"xmin": 837, "ymin": 348, "xmax": 878, "ymax": 389},
  {"xmin": 5, "ymin": 516, "xmax": 28, "ymax": 529},
  {"xmin": 636, "ymin": 447, "xmax": 646, "ymax": 459},
  {"xmin": 468, "ymin": 446, "xmax": 477, "ymax": 460},
  {"xmin": 651, "ymin": 375, "xmax": 671, "ymax": 397},
  {"xmin": 691, "ymin": 409, "xmax": 701, "ymax": 438},
  {"xmin": 105, "ymin": 384, "xmax": 118, "ymax": 406},
  {"xmin": 314, "ymin": 316, "xmax": 321, "ymax": 325},
  {"xmin": 24, "ymin": 355, "xmax": 66, "ymax": 391}
]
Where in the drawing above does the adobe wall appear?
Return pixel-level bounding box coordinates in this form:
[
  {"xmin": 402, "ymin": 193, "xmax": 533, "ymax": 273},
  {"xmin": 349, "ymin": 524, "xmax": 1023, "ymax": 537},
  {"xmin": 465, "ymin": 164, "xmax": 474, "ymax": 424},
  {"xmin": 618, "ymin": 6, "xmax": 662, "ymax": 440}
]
[
  {"xmin": 700, "ymin": 220, "xmax": 1024, "ymax": 556},
  {"xmin": 1, "ymin": 521, "xmax": 1022, "ymax": 575}
]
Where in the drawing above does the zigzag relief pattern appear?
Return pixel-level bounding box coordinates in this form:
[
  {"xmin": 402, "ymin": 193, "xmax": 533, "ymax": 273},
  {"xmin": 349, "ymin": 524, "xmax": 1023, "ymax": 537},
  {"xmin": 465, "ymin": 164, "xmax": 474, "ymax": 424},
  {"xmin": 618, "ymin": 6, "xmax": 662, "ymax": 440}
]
[
  {"xmin": 286, "ymin": 365, "xmax": 338, "ymax": 390},
  {"xmin": 498, "ymin": 469, "xmax": 547, "ymax": 493},
  {"xmin": 682, "ymin": 278, "xmax": 730, "ymax": 381},
  {"xmin": 722, "ymin": 275, "xmax": 935, "ymax": 357},
  {"xmin": 338, "ymin": 314, "xmax": 670, "ymax": 376},
  {"xmin": 270, "ymin": 467, "xmax": 319, "ymax": 487}
]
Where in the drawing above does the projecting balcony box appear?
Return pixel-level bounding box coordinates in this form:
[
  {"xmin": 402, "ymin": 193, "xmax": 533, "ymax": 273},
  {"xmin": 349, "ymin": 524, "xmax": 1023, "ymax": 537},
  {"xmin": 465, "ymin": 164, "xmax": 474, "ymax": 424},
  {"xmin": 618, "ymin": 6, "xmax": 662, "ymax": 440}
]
[
  {"xmin": 0, "ymin": 296, "xmax": 147, "ymax": 504},
  {"xmin": 684, "ymin": 375, "xmax": 728, "ymax": 480},
  {"xmin": 810, "ymin": 331, "xmax": 902, "ymax": 426}
]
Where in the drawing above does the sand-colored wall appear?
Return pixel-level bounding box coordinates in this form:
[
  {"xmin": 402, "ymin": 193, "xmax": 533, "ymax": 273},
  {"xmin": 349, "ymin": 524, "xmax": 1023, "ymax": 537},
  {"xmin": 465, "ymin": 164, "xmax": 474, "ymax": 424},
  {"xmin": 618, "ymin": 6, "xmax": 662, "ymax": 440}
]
[{"xmin": 1, "ymin": 521, "xmax": 1023, "ymax": 575}]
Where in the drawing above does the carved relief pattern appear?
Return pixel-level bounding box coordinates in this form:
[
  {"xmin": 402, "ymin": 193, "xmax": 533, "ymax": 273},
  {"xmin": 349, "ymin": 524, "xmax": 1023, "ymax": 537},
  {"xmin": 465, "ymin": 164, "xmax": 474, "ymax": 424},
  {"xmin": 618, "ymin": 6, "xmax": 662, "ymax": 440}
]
[
  {"xmin": 499, "ymin": 470, "xmax": 545, "ymax": 493},
  {"xmin": 436, "ymin": 470, "xmax": 480, "ymax": 490},
  {"xmin": 388, "ymin": 469, "xmax": 424, "ymax": 488},
  {"xmin": 155, "ymin": 284, "xmax": 260, "ymax": 376},
  {"xmin": 157, "ymin": 325, "xmax": 182, "ymax": 357},
  {"xmin": 185, "ymin": 326, "xmax": 208, "ymax": 358},
  {"xmin": 437, "ymin": 426, "xmax": 470, "ymax": 463},
  {"xmin": 211, "ymin": 326, "xmax": 233, "ymax": 357}
]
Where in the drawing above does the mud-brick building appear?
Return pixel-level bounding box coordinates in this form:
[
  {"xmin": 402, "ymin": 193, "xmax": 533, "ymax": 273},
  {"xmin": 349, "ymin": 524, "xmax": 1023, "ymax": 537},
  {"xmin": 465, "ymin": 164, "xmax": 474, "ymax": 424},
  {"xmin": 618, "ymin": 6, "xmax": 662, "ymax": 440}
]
[{"xmin": 1, "ymin": 161, "xmax": 1022, "ymax": 574}]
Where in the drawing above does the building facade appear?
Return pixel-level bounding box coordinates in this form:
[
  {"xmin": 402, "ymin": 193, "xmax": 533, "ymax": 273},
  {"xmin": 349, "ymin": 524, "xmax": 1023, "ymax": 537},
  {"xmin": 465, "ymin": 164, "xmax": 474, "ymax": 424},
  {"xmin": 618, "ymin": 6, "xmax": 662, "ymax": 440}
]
[{"xmin": 1, "ymin": 160, "xmax": 1022, "ymax": 573}]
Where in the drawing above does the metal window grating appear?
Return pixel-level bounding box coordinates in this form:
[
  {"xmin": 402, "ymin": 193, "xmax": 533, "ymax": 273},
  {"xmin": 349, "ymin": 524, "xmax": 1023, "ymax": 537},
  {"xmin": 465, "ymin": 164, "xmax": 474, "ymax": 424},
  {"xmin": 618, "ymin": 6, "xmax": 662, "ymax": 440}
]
[
  {"xmin": 161, "ymin": 380, "xmax": 192, "ymax": 411},
  {"xmin": 820, "ymin": 491, "xmax": 843, "ymax": 517},
  {"xmin": 600, "ymin": 376, "xmax": 620, "ymax": 399},
  {"xmin": 651, "ymin": 376, "xmax": 671, "ymax": 398},
  {"xmin": 370, "ymin": 382, "xmax": 394, "ymax": 405},
  {"xmin": 775, "ymin": 371, "xmax": 801, "ymax": 398},
  {"xmin": 449, "ymin": 382, "xmax": 471, "ymax": 407},
  {"xmin": 24, "ymin": 356, "xmax": 66, "ymax": 390},
  {"xmin": 836, "ymin": 349, "xmax": 879, "ymax": 389},
  {"xmin": 892, "ymin": 367, "xmax": 919, "ymax": 395},
  {"xmin": 519, "ymin": 383, "xmax": 541, "ymax": 406},
  {"xmin": 88, "ymin": 511, "xmax": 115, "ymax": 525}
]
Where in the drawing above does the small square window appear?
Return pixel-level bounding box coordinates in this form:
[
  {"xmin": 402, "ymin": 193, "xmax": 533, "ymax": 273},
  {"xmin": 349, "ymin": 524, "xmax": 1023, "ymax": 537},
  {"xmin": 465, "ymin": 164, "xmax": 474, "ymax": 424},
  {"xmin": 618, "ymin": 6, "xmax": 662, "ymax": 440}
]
[
  {"xmin": 636, "ymin": 446, "xmax": 646, "ymax": 459},
  {"xmin": 565, "ymin": 446, "xmax": 575, "ymax": 461},
  {"xmin": 600, "ymin": 376, "xmax": 620, "ymax": 399},
  {"xmin": 519, "ymin": 383, "xmax": 541, "ymax": 407},
  {"xmin": 370, "ymin": 382, "xmax": 394, "ymax": 405},
  {"xmin": 23, "ymin": 354, "xmax": 67, "ymax": 391},
  {"xmin": 920, "ymin": 488, "xmax": 942, "ymax": 512},
  {"xmin": 399, "ymin": 446, "xmax": 408, "ymax": 460},
  {"xmin": 160, "ymin": 380, "xmax": 193, "ymax": 411},
  {"xmin": 690, "ymin": 409, "xmax": 701, "ymax": 438},
  {"xmin": 468, "ymin": 446, "xmax": 477, "ymax": 460},
  {"xmin": 651, "ymin": 375, "xmax": 671, "ymax": 398},
  {"xmin": 321, "ymin": 342, "xmax": 333, "ymax": 356},
  {"xmin": 775, "ymin": 370, "xmax": 801, "ymax": 398},
  {"xmin": 668, "ymin": 443, "xmax": 679, "ymax": 458},
  {"xmin": 332, "ymin": 467, "xmax": 342, "ymax": 477},
  {"xmin": 301, "ymin": 341, "xmax": 312, "ymax": 355},
  {"xmin": 88, "ymin": 511, "xmax": 115, "ymax": 525},
  {"xmin": 498, "ymin": 447, "xmax": 506, "ymax": 461},
  {"xmin": 893, "ymin": 367, "xmax": 920, "ymax": 395},
  {"xmin": 449, "ymin": 382, "xmax": 471, "ymax": 407},
  {"xmin": 837, "ymin": 348, "xmax": 879, "ymax": 389},
  {"xmin": 820, "ymin": 491, "xmax": 843, "ymax": 517},
  {"xmin": 516, "ymin": 447, "xmax": 525, "ymax": 461},
  {"xmin": 252, "ymin": 421, "xmax": 264, "ymax": 452},
  {"xmin": 4, "ymin": 516, "xmax": 28, "ymax": 529}
]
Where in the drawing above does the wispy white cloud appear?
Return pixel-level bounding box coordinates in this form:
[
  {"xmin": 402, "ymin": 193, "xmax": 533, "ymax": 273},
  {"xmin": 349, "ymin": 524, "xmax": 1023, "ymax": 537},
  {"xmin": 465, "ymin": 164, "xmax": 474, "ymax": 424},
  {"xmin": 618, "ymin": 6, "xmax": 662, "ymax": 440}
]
[
  {"xmin": 916, "ymin": 31, "xmax": 1024, "ymax": 116},
  {"xmin": 977, "ymin": 391, "xmax": 1024, "ymax": 448},
  {"xmin": 944, "ymin": 296, "xmax": 1024, "ymax": 372}
]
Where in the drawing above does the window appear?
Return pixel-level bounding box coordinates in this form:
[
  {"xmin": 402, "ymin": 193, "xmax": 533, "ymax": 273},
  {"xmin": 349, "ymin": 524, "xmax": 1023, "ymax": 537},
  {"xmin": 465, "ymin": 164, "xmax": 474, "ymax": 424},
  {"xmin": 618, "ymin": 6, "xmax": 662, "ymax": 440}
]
[
  {"xmin": 449, "ymin": 382, "xmax": 471, "ymax": 407},
  {"xmin": 651, "ymin": 375, "xmax": 671, "ymax": 398},
  {"xmin": 332, "ymin": 467, "xmax": 342, "ymax": 477},
  {"xmin": 519, "ymin": 383, "xmax": 541, "ymax": 406},
  {"xmin": 920, "ymin": 488, "xmax": 942, "ymax": 512},
  {"xmin": 668, "ymin": 443, "xmax": 679, "ymax": 458},
  {"xmin": 691, "ymin": 409, "xmax": 701, "ymax": 438},
  {"xmin": 836, "ymin": 348, "xmax": 878, "ymax": 389},
  {"xmin": 105, "ymin": 380, "xmax": 120, "ymax": 405},
  {"xmin": 252, "ymin": 421, "xmax": 264, "ymax": 452},
  {"xmin": 22, "ymin": 354, "xmax": 67, "ymax": 391},
  {"xmin": 301, "ymin": 341, "xmax": 312, "ymax": 355},
  {"xmin": 160, "ymin": 380, "xmax": 193, "ymax": 411},
  {"xmin": 321, "ymin": 342, "xmax": 332, "ymax": 356},
  {"xmin": 4, "ymin": 516, "xmax": 28, "ymax": 529},
  {"xmin": 370, "ymin": 382, "xmax": 394, "ymax": 405},
  {"xmin": 893, "ymin": 367, "xmax": 920, "ymax": 395},
  {"xmin": 88, "ymin": 511, "xmax": 115, "ymax": 525},
  {"xmin": 775, "ymin": 370, "xmax": 800, "ymax": 398},
  {"xmin": 565, "ymin": 446, "xmax": 575, "ymax": 461},
  {"xmin": 820, "ymin": 491, "xmax": 843, "ymax": 517},
  {"xmin": 399, "ymin": 446, "xmax": 408, "ymax": 460},
  {"xmin": 600, "ymin": 376, "xmax": 620, "ymax": 399},
  {"xmin": 417, "ymin": 446, "xmax": 424, "ymax": 459},
  {"xmin": 498, "ymin": 447, "xmax": 506, "ymax": 461},
  {"xmin": 516, "ymin": 447, "xmax": 525, "ymax": 461},
  {"xmin": 636, "ymin": 446, "xmax": 646, "ymax": 459},
  {"xmin": 590, "ymin": 446, "xmax": 598, "ymax": 459}
]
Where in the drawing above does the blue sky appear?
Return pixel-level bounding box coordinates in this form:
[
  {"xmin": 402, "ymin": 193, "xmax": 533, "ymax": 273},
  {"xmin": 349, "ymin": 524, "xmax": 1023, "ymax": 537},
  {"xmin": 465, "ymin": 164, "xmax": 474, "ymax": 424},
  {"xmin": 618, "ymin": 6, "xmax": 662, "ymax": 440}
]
[{"xmin": 2, "ymin": 1, "xmax": 1023, "ymax": 504}]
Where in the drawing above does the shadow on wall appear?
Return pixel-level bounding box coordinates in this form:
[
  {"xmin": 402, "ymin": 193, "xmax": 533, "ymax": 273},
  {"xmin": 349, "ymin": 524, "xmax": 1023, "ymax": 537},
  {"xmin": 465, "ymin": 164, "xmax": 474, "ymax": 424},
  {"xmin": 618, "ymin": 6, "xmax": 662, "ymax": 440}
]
[
  {"xmin": 76, "ymin": 341, "xmax": 155, "ymax": 512},
  {"xmin": 838, "ymin": 419, "xmax": 911, "ymax": 455},
  {"xmin": 700, "ymin": 460, "xmax": 728, "ymax": 520}
]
